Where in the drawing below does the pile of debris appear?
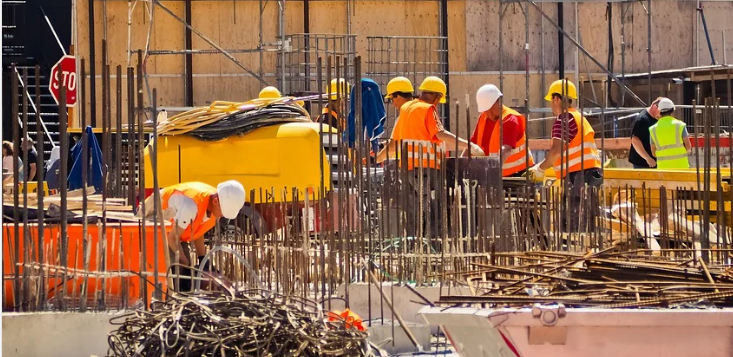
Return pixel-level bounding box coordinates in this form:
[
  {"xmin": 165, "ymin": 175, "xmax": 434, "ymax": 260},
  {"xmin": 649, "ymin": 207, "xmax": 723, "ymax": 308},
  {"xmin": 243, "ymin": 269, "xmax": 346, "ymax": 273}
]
[
  {"xmin": 440, "ymin": 250, "xmax": 733, "ymax": 308},
  {"xmin": 2, "ymin": 187, "xmax": 136, "ymax": 222},
  {"xmin": 107, "ymin": 290, "xmax": 379, "ymax": 357}
]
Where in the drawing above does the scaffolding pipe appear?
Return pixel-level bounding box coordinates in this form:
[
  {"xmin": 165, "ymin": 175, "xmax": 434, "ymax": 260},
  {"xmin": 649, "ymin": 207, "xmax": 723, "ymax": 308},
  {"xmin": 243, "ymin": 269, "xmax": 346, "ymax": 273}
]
[{"xmin": 529, "ymin": 1, "xmax": 647, "ymax": 107}]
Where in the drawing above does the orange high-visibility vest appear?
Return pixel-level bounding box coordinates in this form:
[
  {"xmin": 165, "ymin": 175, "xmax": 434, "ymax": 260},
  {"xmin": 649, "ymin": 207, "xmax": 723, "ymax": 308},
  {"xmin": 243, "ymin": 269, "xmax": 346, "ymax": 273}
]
[
  {"xmin": 320, "ymin": 107, "xmax": 343, "ymax": 131},
  {"xmin": 391, "ymin": 99, "xmax": 445, "ymax": 170},
  {"xmin": 161, "ymin": 182, "xmax": 217, "ymax": 242},
  {"xmin": 552, "ymin": 108, "xmax": 601, "ymax": 179},
  {"xmin": 483, "ymin": 106, "xmax": 535, "ymax": 176}
]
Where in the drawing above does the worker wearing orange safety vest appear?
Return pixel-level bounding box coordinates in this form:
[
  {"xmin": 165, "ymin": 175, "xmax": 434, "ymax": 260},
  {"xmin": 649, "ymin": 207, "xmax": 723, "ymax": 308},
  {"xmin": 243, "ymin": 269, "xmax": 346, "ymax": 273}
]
[
  {"xmin": 465, "ymin": 84, "xmax": 534, "ymax": 177},
  {"xmin": 140, "ymin": 181, "xmax": 245, "ymax": 289},
  {"xmin": 317, "ymin": 78, "xmax": 350, "ymax": 132},
  {"xmin": 376, "ymin": 76, "xmax": 481, "ymax": 238},
  {"xmin": 376, "ymin": 76, "xmax": 483, "ymax": 169},
  {"xmin": 526, "ymin": 79, "xmax": 602, "ymax": 232}
]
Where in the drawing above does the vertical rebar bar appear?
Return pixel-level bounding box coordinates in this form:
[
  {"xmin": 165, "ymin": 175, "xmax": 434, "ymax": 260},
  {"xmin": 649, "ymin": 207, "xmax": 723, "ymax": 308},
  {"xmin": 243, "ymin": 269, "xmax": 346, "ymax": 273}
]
[
  {"xmin": 21, "ymin": 68, "xmax": 30, "ymax": 311},
  {"xmin": 58, "ymin": 69, "xmax": 69, "ymax": 311},
  {"xmin": 116, "ymin": 65, "xmax": 123, "ymax": 199},
  {"xmin": 80, "ymin": 58, "xmax": 90, "ymax": 313},
  {"xmin": 35, "ymin": 64, "xmax": 45, "ymax": 310},
  {"xmin": 11, "ymin": 66, "xmax": 20, "ymax": 311},
  {"xmin": 137, "ymin": 51, "xmax": 148, "ymax": 308}
]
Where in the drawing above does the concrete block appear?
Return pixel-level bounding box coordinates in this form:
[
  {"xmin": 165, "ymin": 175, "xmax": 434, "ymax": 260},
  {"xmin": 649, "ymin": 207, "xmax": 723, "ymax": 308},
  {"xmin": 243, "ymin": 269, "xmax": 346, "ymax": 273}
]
[
  {"xmin": 2, "ymin": 312, "xmax": 120, "ymax": 357},
  {"xmin": 366, "ymin": 319, "xmax": 431, "ymax": 355}
]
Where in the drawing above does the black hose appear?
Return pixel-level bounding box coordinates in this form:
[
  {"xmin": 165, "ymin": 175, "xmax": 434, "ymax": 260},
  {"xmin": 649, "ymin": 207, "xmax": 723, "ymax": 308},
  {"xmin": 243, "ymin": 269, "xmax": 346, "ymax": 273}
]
[{"xmin": 190, "ymin": 104, "xmax": 312, "ymax": 141}]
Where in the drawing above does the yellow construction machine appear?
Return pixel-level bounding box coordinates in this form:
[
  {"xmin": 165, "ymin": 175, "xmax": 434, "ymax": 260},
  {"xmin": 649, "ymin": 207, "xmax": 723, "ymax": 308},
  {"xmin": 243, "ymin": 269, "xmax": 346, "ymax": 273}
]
[{"xmin": 143, "ymin": 99, "xmax": 358, "ymax": 236}]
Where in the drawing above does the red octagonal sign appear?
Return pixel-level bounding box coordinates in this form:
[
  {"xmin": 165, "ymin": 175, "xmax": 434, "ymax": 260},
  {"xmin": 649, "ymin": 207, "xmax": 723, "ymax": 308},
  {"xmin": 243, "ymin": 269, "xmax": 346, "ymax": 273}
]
[{"xmin": 49, "ymin": 55, "xmax": 78, "ymax": 107}]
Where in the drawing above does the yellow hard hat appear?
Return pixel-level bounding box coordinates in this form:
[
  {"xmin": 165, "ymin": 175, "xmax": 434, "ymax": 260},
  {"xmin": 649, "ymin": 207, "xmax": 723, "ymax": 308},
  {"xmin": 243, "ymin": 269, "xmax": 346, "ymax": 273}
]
[
  {"xmin": 544, "ymin": 79, "xmax": 577, "ymax": 101},
  {"xmin": 259, "ymin": 86, "xmax": 282, "ymax": 99},
  {"xmin": 385, "ymin": 76, "xmax": 414, "ymax": 99},
  {"xmin": 327, "ymin": 78, "xmax": 350, "ymax": 100},
  {"xmin": 418, "ymin": 76, "xmax": 447, "ymax": 104}
]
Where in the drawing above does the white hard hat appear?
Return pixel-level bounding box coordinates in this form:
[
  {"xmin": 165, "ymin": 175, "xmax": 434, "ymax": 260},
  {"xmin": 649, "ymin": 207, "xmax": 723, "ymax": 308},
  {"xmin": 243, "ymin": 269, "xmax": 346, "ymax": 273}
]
[
  {"xmin": 476, "ymin": 84, "xmax": 503, "ymax": 113},
  {"xmin": 217, "ymin": 180, "xmax": 245, "ymax": 219},
  {"xmin": 658, "ymin": 97, "xmax": 675, "ymax": 112}
]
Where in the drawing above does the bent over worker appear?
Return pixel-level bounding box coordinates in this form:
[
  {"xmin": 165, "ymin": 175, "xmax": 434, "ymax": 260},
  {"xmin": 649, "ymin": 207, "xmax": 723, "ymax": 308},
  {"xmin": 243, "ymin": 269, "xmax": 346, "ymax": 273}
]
[
  {"xmin": 141, "ymin": 180, "xmax": 245, "ymax": 290},
  {"xmin": 649, "ymin": 98, "xmax": 691, "ymax": 169},
  {"xmin": 527, "ymin": 79, "xmax": 602, "ymax": 232},
  {"xmin": 465, "ymin": 84, "xmax": 534, "ymax": 177}
]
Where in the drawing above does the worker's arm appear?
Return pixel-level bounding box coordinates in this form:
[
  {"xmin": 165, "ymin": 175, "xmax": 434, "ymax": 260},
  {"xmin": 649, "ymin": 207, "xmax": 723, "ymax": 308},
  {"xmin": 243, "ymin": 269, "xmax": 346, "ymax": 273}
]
[
  {"xmin": 375, "ymin": 140, "xmax": 398, "ymax": 163},
  {"xmin": 436, "ymin": 131, "xmax": 481, "ymax": 154},
  {"xmin": 539, "ymin": 138, "xmax": 563, "ymax": 170},
  {"xmin": 650, "ymin": 141, "xmax": 657, "ymax": 157},
  {"xmin": 192, "ymin": 237, "xmax": 207, "ymax": 260},
  {"xmin": 682, "ymin": 126, "xmax": 692, "ymax": 153},
  {"xmin": 631, "ymin": 136, "xmax": 656, "ymax": 167},
  {"xmin": 167, "ymin": 225, "xmax": 189, "ymax": 266},
  {"xmin": 28, "ymin": 162, "xmax": 36, "ymax": 181}
]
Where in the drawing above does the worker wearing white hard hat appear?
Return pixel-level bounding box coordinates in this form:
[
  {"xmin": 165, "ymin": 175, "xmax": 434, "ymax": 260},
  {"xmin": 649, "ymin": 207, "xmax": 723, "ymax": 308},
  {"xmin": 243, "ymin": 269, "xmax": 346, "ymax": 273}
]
[
  {"xmin": 649, "ymin": 98, "xmax": 691, "ymax": 169},
  {"xmin": 464, "ymin": 84, "xmax": 534, "ymax": 177},
  {"xmin": 140, "ymin": 181, "xmax": 245, "ymax": 289}
]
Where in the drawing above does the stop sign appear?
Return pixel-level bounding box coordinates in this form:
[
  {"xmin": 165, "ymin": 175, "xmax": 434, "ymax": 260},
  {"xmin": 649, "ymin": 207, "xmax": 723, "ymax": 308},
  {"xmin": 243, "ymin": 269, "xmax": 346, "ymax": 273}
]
[{"xmin": 49, "ymin": 55, "xmax": 78, "ymax": 107}]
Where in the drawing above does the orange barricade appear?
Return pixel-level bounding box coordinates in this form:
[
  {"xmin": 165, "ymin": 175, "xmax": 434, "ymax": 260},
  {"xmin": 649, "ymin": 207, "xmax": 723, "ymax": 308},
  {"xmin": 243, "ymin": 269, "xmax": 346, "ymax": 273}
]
[{"xmin": 2, "ymin": 222, "xmax": 170, "ymax": 310}]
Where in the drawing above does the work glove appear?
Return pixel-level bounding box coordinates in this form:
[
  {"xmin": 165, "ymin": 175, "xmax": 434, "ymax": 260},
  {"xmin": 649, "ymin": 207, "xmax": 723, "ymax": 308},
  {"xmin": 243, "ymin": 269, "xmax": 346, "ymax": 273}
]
[
  {"xmin": 468, "ymin": 143, "xmax": 485, "ymax": 157},
  {"xmin": 525, "ymin": 164, "xmax": 545, "ymax": 183}
]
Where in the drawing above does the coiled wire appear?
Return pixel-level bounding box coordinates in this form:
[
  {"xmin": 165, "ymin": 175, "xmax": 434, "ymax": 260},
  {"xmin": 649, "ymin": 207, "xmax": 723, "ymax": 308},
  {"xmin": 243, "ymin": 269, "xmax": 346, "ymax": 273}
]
[
  {"xmin": 190, "ymin": 104, "xmax": 311, "ymax": 141},
  {"xmin": 107, "ymin": 289, "xmax": 376, "ymax": 357}
]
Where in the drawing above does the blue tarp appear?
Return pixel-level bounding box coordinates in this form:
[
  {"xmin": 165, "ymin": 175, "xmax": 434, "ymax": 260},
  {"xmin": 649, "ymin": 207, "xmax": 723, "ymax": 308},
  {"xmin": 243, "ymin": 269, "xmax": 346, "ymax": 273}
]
[
  {"xmin": 68, "ymin": 126, "xmax": 104, "ymax": 192},
  {"xmin": 345, "ymin": 78, "xmax": 386, "ymax": 154}
]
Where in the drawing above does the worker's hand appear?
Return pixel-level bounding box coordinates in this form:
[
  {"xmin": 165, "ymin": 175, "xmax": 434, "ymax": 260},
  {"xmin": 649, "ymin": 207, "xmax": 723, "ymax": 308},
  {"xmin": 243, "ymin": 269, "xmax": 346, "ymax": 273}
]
[
  {"xmin": 525, "ymin": 164, "xmax": 545, "ymax": 183},
  {"xmin": 469, "ymin": 143, "xmax": 485, "ymax": 157},
  {"xmin": 645, "ymin": 157, "xmax": 656, "ymax": 168}
]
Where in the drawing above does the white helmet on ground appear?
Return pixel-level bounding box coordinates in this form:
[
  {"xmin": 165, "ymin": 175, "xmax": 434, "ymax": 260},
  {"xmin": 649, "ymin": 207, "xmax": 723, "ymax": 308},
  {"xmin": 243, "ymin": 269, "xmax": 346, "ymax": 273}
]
[
  {"xmin": 217, "ymin": 180, "xmax": 245, "ymax": 219},
  {"xmin": 476, "ymin": 84, "xmax": 503, "ymax": 113}
]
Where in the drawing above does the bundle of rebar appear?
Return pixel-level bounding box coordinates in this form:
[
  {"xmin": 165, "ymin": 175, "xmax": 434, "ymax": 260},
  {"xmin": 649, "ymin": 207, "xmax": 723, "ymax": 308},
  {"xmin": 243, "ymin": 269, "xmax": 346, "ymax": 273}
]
[
  {"xmin": 107, "ymin": 290, "xmax": 376, "ymax": 357},
  {"xmin": 439, "ymin": 250, "xmax": 733, "ymax": 309}
]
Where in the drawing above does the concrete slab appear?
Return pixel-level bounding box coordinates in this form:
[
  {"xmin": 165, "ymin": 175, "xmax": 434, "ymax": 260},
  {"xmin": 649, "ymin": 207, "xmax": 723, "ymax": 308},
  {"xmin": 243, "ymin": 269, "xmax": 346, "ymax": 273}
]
[
  {"xmin": 2, "ymin": 312, "xmax": 120, "ymax": 357},
  {"xmin": 367, "ymin": 319, "xmax": 431, "ymax": 355}
]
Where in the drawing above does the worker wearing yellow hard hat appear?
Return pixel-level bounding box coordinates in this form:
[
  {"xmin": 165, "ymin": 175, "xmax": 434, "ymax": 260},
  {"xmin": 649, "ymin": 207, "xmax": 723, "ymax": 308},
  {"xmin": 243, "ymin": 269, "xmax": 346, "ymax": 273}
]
[
  {"xmin": 384, "ymin": 76, "xmax": 415, "ymax": 110},
  {"xmin": 649, "ymin": 98, "xmax": 691, "ymax": 169},
  {"xmin": 317, "ymin": 78, "xmax": 350, "ymax": 131},
  {"xmin": 377, "ymin": 75, "xmax": 481, "ymax": 166},
  {"xmin": 527, "ymin": 79, "xmax": 602, "ymax": 232},
  {"xmin": 376, "ymin": 75, "xmax": 480, "ymax": 238}
]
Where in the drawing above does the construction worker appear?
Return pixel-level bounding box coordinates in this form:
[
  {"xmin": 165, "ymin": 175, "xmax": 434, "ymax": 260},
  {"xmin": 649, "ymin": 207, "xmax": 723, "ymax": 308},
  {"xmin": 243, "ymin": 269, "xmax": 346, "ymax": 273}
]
[
  {"xmin": 376, "ymin": 76, "xmax": 482, "ymax": 237},
  {"xmin": 465, "ymin": 84, "xmax": 534, "ymax": 177},
  {"xmin": 649, "ymin": 98, "xmax": 691, "ymax": 169},
  {"xmin": 376, "ymin": 76, "xmax": 483, "ymax": 165},
  {"xmin": 140, "ymin": 180, "xmax": 245, "ymax": 290},
  {"xmin": 384, "ymin": 76, "xmax": 415, "ymax": 111},
  {"xmin": 628, "ymin": 97, "xmax": 662, "ymax": 169},
  {"xmin": 527, "ymin": 79, "xmax": 602, "ymax": 232},
  {"xmin": 259, "ymin": 86, "xmax": 282, "ymax": 99},
  {"xmin": 317, "ymin": 78, "xmax": 350, "ymax": 131}
]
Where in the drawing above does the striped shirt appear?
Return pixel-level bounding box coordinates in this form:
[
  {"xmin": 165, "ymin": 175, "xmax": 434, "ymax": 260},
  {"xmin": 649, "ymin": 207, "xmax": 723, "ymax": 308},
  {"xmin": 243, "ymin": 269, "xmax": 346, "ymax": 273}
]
[{"xmin": 551, "ymin": 113, "xmax": 578, "ymax": 143}]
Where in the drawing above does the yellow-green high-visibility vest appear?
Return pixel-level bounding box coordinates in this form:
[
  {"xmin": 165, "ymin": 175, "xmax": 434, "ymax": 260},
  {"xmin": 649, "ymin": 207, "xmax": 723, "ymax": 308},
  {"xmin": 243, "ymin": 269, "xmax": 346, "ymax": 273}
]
[{"xmin": 649, "ymin": 116, "xmax": 689, "ymax": 169}]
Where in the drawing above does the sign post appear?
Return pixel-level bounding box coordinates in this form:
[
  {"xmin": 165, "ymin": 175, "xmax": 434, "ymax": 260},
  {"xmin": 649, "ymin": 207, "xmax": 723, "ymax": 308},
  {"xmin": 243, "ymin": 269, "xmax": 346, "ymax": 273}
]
[{"xmin": 49, "ymin": 55, "xmax": 78, "ymax": 108}]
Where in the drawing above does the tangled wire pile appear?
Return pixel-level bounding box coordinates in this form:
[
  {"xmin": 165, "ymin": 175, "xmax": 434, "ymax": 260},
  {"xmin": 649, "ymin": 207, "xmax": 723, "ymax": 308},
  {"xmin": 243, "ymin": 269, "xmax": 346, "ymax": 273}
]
[
  {"xmin": 107, "ymin": 290, "xmax": 376, "ymax": 357},
  {"xmin": 156, "ymin": 99, "xmax": 312, "ymax": 141},
  {"xmin": 191, "ymin": 104, "xmax": 310, "ymax": 141}
]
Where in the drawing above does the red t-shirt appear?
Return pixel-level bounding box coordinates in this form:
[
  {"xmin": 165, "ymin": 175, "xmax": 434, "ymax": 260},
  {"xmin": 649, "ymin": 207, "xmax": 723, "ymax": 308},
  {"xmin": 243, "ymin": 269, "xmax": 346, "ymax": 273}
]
[{"xmin": 470, "ymin": 113, "xmax": 523, "ymax": 154}]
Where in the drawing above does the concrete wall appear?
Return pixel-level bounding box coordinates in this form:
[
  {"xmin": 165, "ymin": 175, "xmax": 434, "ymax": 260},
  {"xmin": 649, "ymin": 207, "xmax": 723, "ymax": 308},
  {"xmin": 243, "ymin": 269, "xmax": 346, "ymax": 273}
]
[
  {"xmin": 2, "ymin": 312, "xmax": 118, "ymax": 357},
  {"xmin": 72, "ymin": 0, "xmax": 733, "ymax": 133}
]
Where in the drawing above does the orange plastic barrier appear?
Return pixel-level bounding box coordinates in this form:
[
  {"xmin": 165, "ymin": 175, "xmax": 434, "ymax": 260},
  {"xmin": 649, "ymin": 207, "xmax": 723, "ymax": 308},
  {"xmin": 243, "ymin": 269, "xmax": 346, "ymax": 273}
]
[{"xmin": 3, "ymin": 222, "xmax": 170, "ymax": 310}]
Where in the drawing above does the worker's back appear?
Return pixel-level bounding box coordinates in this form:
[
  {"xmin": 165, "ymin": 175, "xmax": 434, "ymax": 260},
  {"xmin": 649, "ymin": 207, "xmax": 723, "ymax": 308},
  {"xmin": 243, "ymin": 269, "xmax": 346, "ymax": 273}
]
[
  {"xmin": 391, "ymin": 99, "xmax": 444, "ymax": 170},
  {"xmin": 650, "ymin": 116, "xmax": 689, "ymax": 169}
]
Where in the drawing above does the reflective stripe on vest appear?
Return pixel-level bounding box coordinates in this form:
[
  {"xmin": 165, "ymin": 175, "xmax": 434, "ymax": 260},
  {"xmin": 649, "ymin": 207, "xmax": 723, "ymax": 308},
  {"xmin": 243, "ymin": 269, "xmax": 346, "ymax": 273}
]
[
  {"xmin": 392, "ymin": 100, "xmax": 444, "ymax": 170},
  {"xmin": 650, "ymin": 117, "xmax": 689, "ymax": 168},
  {"xmin": 552, "ymin": 108, "xmax": 602, "ymax": 178},
  {"xmin": 486, "ymin": 106, "xmax": 535, "ymax": 176},
  {"xmin": 161, "ymin": 182, "xmax": 217, "ymax": 242}
]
